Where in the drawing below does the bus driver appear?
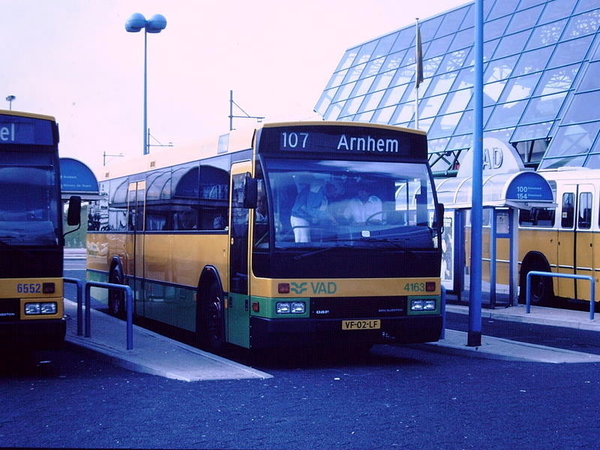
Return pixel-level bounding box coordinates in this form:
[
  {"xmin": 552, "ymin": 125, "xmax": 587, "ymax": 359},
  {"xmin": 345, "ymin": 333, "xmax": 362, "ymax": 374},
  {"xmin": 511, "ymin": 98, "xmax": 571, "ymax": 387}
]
[{"xmin": 343, "ymin": 183, "xmax": 383, "ymax": 224}]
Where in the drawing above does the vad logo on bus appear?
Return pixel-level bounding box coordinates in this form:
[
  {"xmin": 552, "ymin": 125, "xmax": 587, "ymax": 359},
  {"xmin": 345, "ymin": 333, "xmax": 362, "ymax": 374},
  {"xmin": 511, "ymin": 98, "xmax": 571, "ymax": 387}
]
[
  {"xmin": 311, "ymin": 282, "xmax": 337, "ymax": 294},
  {"xmin": 289, "ymin": 281, "xmax": 338, "ymax": 295},
  {"xmin": 290, "ymin": 282, "xmax": 308, "ymax": 294}
]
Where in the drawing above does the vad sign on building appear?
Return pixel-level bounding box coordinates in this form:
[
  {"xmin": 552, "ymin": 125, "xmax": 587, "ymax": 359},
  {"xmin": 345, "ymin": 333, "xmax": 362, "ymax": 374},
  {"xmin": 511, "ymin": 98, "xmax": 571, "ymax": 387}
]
[{"xmin": 457, "ymin": 138, "xmax": 525, "ymax": 177}]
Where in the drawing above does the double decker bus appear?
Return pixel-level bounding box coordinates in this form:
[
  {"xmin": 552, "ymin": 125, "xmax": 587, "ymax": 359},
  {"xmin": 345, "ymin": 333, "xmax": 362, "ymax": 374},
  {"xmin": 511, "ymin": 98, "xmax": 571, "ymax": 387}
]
[
  {"xmin": 87, "ymin": 121, "xmax": 444, "ymax": 351},
  {"xmin": 0, "ymin": 110, "xmax": 80, "ymax": 350}
]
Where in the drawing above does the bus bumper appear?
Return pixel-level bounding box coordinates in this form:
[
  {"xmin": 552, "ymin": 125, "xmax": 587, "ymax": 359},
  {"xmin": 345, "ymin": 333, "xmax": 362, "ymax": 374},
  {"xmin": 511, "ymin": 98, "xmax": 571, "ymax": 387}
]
[
  {"xmin": 0, "ymin": 319, "xmax": 66, "ymax": 350},
  {"xmin": 249, "ymin": 315, "xmax": 443, "ymax": 349}
]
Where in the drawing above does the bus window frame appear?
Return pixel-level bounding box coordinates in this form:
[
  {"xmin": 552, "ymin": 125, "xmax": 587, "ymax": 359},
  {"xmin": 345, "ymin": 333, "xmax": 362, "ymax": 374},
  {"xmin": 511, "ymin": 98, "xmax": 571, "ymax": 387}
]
[{"xmin": 561, "ymin": 192, "xmax": 575, "ymax": 228}]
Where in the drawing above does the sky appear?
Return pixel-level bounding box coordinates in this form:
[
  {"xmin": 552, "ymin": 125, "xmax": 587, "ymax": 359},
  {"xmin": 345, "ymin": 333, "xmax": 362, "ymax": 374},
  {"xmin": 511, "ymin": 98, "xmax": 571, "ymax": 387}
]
[{"xmin": 1, "ymin": 0, "xmax": 468, "ymax": 174}]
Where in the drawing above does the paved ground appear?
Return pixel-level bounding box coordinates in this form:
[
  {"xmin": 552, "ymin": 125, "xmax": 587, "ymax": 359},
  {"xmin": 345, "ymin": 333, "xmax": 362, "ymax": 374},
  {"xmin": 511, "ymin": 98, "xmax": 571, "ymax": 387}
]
[
  {"xmin": 64, "ymin": 299, "xmax": 271, "ymax": 381},
  {"xmin": 63, "ymin": 297, "xmax": 600, "ymax": 382},
  {"xmin": 64, "ymin": 248, "xmax": 600, "ymax": 378}
]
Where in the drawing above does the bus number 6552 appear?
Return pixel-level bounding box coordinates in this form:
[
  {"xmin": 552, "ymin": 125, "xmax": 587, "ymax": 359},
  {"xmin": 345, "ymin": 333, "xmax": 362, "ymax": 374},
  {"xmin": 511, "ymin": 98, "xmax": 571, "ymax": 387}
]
[{"xmin": 17, "ymin": 283, "xmax": 42, "ymax": 294}]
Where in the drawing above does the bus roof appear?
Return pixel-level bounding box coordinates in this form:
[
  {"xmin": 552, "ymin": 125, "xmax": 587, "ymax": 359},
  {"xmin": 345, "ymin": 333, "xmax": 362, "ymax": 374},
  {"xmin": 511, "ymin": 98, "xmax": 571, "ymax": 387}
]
[
  {"xmin": 102, "ymin": 125, "xmax": 256, "ymax": 181},
  {"xmin": 102, "ymin": 121, "xmax": 427, "ymax": 181},
  {"xmin": 260, "ymin": 120, "xmax": 427, "ymax": 136},
  {"xmin": 537, "ymin": 167, "xmax": 600, "ymax": 182},
  {"xmin": 0, "ymin": 109, "xmax": 56, "ymax": 122}
]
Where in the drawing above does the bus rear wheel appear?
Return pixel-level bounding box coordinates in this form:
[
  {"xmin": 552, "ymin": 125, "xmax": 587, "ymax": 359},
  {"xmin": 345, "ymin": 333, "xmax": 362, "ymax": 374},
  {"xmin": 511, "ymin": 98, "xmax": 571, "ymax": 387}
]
[
  {"xmin": 108, "ymin": 264, "xmax": 126, "ymax": 319},
  {"xmin": 197, "ymin": 282, "xmax": 225, "ymax": 353}
]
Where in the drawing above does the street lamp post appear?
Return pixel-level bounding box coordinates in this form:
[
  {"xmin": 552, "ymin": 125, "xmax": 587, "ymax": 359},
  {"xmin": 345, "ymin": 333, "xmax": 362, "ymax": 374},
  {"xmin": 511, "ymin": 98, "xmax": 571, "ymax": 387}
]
[
  {"xmin": 6, "ymin": 95, "xmax": 15, "ymax": 110},
  {"xmin": 125, "ymin": 13, "xmax": 167, "ymax": 155}
]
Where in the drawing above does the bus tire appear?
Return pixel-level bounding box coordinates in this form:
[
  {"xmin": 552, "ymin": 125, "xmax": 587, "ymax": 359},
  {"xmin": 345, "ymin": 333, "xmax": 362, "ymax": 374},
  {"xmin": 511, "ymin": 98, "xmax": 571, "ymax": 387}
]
[
  {"xmin": 108, "ymin": 260, "xmax": 126, "ymax": 319},
  {"xmin": 519, "ymin": 255, "xmax": 554, "ymax": 306},
  {"xmin": 197, "ymin": 280, "xmax": 225, "ymax": 353}
]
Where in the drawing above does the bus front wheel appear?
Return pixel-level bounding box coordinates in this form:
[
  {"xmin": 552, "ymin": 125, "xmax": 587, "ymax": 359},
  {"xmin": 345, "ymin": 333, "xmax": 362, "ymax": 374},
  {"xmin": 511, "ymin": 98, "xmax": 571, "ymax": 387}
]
[
  {"xmin": 197, "ymin": 282, "xmax": 225, "ymax": 353},
  {"xmin": 519, "ymin": 258, "xmax": 554, "ymax": 306}
]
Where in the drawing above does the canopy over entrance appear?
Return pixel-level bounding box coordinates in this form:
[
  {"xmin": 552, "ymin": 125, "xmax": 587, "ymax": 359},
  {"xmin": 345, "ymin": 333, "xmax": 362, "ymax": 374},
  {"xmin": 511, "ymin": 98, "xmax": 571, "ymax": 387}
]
[{"xmin": 436, "ymin": 170, "xmax": 555, "ymax": 210}]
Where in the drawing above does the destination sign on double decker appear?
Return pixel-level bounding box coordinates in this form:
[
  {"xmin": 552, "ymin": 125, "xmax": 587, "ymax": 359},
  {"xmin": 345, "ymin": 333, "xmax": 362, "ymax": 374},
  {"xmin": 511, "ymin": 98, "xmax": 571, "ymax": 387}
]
[{"xmin": 257, "ymin": 124, "xmax": 426, "ymax": 159}]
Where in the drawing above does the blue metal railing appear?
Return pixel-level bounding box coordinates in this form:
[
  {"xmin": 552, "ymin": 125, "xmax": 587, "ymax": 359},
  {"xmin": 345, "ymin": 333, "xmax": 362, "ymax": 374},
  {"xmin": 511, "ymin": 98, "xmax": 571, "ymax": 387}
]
[
  {"xmin": 65, "ymin": 277, "xmax": 134, "ymax": 350},
  {"xmin": 64, "ymin": 277, "xmax": 85, "ymax": 336},
  {"xmin": 526, "ymin": 271, "xmax": 596, "ymax": 320},
  {"xmin": 441, "ymin": 285, "xmax": 447, "ymax": 340},
  {"xmin": 84, "ymin": 281, "xmax": 134, "ymax": 350}
]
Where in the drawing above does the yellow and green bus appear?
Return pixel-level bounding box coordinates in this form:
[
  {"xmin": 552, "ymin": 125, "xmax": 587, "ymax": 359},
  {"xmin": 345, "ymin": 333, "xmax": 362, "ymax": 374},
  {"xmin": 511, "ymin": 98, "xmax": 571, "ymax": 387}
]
[
  {"xmin": 0, "ymin": 110, "xmax": 80, "ymax": 350},
  {"xmin": 87, "ymin": 121, "xmax": 444, "ymax": 351}
]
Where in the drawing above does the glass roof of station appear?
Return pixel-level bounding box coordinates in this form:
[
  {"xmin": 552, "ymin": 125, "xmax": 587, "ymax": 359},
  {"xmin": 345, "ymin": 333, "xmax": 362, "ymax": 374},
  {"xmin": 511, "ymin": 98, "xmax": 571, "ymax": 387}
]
[{"xmin": 315, "ymin": 0, "xmax": 600, "ymax": 174}]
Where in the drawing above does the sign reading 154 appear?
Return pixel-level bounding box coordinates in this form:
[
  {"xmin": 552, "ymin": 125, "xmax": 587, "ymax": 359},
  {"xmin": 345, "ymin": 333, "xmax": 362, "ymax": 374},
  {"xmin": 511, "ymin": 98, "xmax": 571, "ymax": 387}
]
[{"xmin": 281, "ymin": 132, "xmax": 309, "ymax": 149}]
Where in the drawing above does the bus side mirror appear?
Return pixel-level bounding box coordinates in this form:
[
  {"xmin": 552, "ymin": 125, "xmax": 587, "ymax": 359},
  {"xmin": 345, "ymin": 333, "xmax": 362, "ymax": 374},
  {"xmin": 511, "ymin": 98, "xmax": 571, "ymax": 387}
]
[
  {"xmin": 243, "ymin": 174, "xmax": 258, "ymax": 209},
  {"xmin": 67, "ymin": 195, "xmax": 82, "ymax": 226}
]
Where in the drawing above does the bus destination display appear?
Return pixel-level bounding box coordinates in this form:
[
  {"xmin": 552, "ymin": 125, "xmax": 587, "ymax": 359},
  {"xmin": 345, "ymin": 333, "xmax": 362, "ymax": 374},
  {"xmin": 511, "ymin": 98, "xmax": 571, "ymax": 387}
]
[
  {"xmin": 258, "ymin": 124, "xmax": 427, "ymax": 160},
  {"xmin": 0, "ymin": 115, "xmax": 54, "ymax": 146}
]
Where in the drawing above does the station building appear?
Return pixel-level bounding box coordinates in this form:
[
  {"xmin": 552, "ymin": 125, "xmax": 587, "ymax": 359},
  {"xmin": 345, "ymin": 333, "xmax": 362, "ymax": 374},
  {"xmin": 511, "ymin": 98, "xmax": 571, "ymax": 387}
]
[
  {"xmin": 314, "ymin": 0, "xmax": 600, "ymax": 306},
  {"xmin": 315, "ymin": 0, "xmax": 600, "ymax": 175}
]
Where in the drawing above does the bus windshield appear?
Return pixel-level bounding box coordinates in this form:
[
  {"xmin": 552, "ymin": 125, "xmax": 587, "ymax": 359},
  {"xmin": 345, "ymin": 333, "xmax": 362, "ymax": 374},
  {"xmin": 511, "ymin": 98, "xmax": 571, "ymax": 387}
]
[
  {"xmin": 261, "ymin": 157, "xmax": 439, "ymax": 251},
  {"xmin": 0, "ymin": 166, "xmax": 59, "ymax": 246}
]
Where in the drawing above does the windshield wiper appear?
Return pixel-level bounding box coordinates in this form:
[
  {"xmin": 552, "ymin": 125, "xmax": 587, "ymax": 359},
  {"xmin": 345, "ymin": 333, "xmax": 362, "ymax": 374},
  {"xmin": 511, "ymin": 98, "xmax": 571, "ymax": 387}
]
[
  {"xmin": 0, "ymin": 235, "xmax": 18, "ymax": 249},
  {"xmin": 360, "ymin": 237, "xmax": 415, "ymax": 255},
  {"xmin": 0, "ymin": 235, "xmax": 34, "ymax": 258},
  {"xmin": 293, "ymin": 244, "xmax": 354, "ymax": 261}
]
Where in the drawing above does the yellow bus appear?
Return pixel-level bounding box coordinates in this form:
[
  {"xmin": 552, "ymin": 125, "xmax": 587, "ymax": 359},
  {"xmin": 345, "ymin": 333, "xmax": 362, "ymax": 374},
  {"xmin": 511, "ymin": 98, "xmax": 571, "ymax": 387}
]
[
  {"xmin": 87, "ymin": 121, "xmax": 444, "ymax": 352},
  {"xmin": 0, "ymin": 110, "xmax": 80, "ymax": 350},
  {"xmin": 518, "ymin": 168, "xmax": 600, "ymax": 309}
]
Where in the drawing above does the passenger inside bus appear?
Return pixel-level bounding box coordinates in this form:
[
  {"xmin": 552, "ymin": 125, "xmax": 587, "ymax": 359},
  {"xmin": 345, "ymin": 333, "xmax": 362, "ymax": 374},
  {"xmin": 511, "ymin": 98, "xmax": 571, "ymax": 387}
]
[
  {"xmin": 290, "ymin": 175, "xmax": 329, "ymax": 242},
  {"xmin": 256, "ymin": 192, "xmax": 268, "ymax": 223}
]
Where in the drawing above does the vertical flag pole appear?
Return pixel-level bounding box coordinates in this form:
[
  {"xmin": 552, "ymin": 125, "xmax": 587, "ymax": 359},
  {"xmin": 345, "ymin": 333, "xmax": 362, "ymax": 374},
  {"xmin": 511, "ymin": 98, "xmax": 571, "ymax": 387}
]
[{"xmin": 415, "ymin": 18, "xmax": 423, "ymax": 130}]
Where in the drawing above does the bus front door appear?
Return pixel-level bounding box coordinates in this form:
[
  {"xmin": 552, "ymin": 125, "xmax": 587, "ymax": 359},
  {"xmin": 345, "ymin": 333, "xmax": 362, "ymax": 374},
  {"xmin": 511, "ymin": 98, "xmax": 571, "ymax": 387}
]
[
  {"xmin": 574, "ymin": 185, "xmax": 594, "ymax": 301},
  {"xmin": 227, "ymin": 163, "xmax": 252, "ymax": 348},
  {"xmin": 127, "ymin": 180, "xmax": 146, "ymax": 316},
  {"xmin": 558, "ymin": 183, "xmax": 594, "ymax": 301}
]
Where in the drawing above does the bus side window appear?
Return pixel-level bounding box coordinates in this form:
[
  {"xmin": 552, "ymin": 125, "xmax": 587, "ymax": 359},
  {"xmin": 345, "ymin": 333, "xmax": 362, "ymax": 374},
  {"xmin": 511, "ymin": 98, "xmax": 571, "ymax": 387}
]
[
  {"xmin": 519, "ymin": 207, "xmax": 555, "ymax": 227},
  {"xmin": 561, "ymin": 192, "xmax": 574, "ymax": 228},
  {"xmin": 578, "ymin": 192, "xmax": 592, "ymax": 229},
  {"xmin": 538, "ymin": 208, "xmax": 555, "ymax": 227},
  {"xmin": 199, "ymin": 165, "xmax": 229, "ymax": 230}
]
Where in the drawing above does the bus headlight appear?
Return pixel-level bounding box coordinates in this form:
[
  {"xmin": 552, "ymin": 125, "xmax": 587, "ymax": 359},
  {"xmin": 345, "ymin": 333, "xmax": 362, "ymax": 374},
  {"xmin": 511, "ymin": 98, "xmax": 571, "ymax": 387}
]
[
  {"xmin": 276, "ymin": 302, "xmax": 290, "ymax": 314},
  {"xmin": 41, "ymin": 302, "xmax": 58, "ymax": 314},
  {"xmin": 276, "ymin": 301, "xmax": 306, "ymax": 314},
  {"xmin": 25, "ymin": 302, "xmax": 58, "ymax": 315},
  {"xmin": 410, "ymin": 299, "xmax": 437, "ymax": 311},
  {"xmin": 291, "ymin": 302, "xmax": 306, "ymax": 314}
]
